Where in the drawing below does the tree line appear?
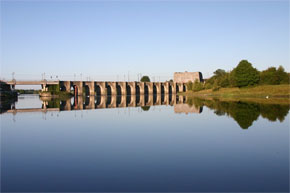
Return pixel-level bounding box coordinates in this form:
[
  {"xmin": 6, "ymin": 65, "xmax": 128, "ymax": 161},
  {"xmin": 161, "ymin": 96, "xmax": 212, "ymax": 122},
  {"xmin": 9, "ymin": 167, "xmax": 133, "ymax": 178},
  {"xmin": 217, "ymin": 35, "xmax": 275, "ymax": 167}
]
[{"xmin": 187, "ymin": 60, "xmax": 290, "ymax": 92}]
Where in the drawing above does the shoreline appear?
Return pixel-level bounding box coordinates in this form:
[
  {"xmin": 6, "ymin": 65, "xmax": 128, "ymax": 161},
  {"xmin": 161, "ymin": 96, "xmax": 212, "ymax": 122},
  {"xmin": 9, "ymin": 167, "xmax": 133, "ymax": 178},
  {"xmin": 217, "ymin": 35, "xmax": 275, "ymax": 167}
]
[{"xmin": 179, "ymin": 85, "xmax": 290, "ymax": 104}]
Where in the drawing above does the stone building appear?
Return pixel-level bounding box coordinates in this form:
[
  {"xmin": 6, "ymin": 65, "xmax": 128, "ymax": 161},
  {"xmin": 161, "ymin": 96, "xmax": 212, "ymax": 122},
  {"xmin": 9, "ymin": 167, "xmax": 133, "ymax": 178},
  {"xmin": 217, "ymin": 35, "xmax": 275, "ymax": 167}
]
[{"xmin": 173, "ymin": 71, "xmax": 203, "ymax": 83}]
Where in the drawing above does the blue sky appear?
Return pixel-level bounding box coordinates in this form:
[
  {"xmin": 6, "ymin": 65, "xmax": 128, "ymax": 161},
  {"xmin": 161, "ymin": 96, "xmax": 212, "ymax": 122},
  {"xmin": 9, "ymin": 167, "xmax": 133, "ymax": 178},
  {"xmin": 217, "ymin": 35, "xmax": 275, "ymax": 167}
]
[{"xmin": 1, "ymin": 0, "xmax": 289, "ymax": 82}]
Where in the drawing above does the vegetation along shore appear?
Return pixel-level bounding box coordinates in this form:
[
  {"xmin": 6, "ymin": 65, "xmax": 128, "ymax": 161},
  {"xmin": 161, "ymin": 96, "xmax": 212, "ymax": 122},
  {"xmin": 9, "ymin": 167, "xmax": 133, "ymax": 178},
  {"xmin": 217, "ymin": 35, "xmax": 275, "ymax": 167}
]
[{"xmin": 182, "ymin": 60, "xmax": 290, "ymax": 100}]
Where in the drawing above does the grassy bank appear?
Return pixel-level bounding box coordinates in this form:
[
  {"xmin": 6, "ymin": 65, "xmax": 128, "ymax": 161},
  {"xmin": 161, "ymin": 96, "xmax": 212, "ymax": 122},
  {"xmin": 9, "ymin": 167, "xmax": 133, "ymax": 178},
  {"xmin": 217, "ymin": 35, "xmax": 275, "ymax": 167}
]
[{"xmin": 181, "ymin": 84, "xmax": 290, "ymax": 99}]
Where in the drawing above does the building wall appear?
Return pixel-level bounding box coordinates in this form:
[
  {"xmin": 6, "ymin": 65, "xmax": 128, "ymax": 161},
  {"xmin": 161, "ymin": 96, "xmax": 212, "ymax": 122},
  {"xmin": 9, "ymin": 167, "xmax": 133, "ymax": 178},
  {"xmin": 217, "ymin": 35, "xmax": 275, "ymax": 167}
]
[{"xmin": 173, "ymin": 72, "xmax": 203, "ymax": 83}]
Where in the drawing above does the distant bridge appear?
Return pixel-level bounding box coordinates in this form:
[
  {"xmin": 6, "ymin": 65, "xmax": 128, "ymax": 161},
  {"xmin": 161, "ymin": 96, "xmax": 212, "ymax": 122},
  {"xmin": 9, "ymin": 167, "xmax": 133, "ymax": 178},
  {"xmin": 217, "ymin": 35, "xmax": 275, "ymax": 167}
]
[{"xmin": 4, "ymin": 80, "xmax": 188, "ymax": 96}]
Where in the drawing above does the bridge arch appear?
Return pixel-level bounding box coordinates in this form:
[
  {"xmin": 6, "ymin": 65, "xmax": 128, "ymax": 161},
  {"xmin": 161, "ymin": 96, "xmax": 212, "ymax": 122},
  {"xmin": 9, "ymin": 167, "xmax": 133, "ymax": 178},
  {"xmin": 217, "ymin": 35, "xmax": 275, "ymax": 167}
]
[
  {"xmin": 84, "ymin": 85, "xmax": 90, "ymax": 96},
  {"xmin": 144, "ymin": 84, "xmax": 149, "ymax": 95},
  {"xmin": 96, "ymin": 95, "xmax": 101, "ymax": 106},
  {"xmin": 60, "ymin": 85, "xmax": 67, "ymax": 92},
  {"xmin": 183, "ymin": 84, "xmax": 187, "ymax": 92},
  {"xmin": 136, "ymin": 84, "xmax": 140, "ymax": 95},
  {"xmin": 95, "ymin": 84, "xmax": 101, "ymax": 96},
  {"xmin": 153, "ymin": 93, "xmax": 157, "ymax": 104},
  {"xmin": 161, "ymin": 84, "xmax": 165, "ymax": 95},
  {"xmin": 106, "ymin": 84, "xmax": 112, "ymax": 95},
  {"xmin": 71, "ymin": 85, "xmax": 78, "ymax": 96},
  {"xmin": 169, "ymin": 84, "xmax": 172, "ymax": 94},
  {"xmin": 153, "ymin": 84, "xmax": 157, "ymax": 95},
  {"xmin": 176, "ymin": 84, "xmax": 180, "ymax": 93},
  {"xmin": 116, "ymin": 84, "xmax": 122, "ymax": 95},
  {"xmin": 116, "ymin": 95, "xmax": 122, "ymax": 106},
  {"xmin": 126, "ymin": 85, "xmax": 132, "ymax": 95},
  {"xmin": 106, "ymin": 95, "xmax": 112, "ymax": 106}
]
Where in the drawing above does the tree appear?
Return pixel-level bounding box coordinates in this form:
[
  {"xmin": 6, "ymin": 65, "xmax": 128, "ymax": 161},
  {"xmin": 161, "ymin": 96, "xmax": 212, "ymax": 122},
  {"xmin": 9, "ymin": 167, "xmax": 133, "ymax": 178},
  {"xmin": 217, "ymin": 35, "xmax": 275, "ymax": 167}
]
[
  {"xmin": 193, "ymin": 80, "xmax": 204, "ymax": 92},
  {"xmin": 230, "ymin": 60, "xmax": 259, "ymax": 87},
  {"xmin": 260, "ymin": 67, "xmax": 280, "ymax": 85},
  {"xmin": 214, "ymin": 69, "xmax": 226, "ymax": 77},
  {"xmin": 260, "ymin": 66, "xmax": 289, "ymax": 85},
  {"xmin": 277, "ymin": 66, "xmax": 289, "ymax": 84},
  {"xmin": 140, "ymin": 76, "xmax": 150, "ymax": 82},
  {"xmin": 186, "ymin": 81, "xmax": 194, "ymax": 91},
  {"xmin": 141, "ymin": 106, "xmax": 150, "ymax": 111}
]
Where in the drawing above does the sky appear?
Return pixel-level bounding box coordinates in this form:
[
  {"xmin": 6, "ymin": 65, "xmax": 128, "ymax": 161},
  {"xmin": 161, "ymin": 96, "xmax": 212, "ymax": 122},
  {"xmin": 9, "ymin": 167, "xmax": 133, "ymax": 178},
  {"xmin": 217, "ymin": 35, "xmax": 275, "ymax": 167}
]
[{"xmin": 1, "ymin": 0, "xmax": 289, "ymax": 82}]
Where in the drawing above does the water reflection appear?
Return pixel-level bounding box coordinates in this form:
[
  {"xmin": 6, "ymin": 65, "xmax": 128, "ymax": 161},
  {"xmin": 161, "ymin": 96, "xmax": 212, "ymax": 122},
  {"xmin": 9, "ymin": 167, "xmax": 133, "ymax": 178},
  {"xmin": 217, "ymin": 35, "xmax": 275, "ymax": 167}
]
[
  {"xmin": 1, "ymin": 94, "xmax": 196, "ymax": 113},
  {"xmin": 187, "ymin": 97, "xmax": 290, "ymax": 129},
  {"xmin": 1, "ymin": 95, "xmax": 289, "ymax": 129}
]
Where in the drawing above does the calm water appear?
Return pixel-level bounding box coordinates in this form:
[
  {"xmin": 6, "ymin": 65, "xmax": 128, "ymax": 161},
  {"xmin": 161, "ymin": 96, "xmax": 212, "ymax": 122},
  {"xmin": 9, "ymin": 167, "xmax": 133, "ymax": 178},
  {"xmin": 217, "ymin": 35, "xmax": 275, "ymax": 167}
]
[{"xmin": 1, "ymin": 94, "xmax": 289, "ymax": 192}]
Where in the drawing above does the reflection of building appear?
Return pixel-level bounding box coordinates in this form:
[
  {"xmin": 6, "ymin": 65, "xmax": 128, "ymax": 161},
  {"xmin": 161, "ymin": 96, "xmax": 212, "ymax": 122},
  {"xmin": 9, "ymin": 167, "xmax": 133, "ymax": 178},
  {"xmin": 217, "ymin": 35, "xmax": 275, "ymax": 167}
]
[
  {"xmin": 174, "ymin": 103, "xmax": 202, "ymax": 114},
  {"xmin": 174, "ymin": 72, "xmax": 203, "ymax": 83}
]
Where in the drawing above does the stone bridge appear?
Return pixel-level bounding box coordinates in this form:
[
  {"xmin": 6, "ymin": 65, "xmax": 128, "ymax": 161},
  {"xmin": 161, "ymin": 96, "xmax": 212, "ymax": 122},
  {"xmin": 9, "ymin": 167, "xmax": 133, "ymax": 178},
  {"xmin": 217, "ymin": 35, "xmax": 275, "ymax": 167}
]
[{"xmin": 5, "ymin": 80, "xmax": 188, "ymax": 96}]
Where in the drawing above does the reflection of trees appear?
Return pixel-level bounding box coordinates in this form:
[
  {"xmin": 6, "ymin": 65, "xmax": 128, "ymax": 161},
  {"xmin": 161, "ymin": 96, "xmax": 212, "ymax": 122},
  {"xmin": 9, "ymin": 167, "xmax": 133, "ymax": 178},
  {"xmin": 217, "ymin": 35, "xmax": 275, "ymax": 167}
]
[
  {"xmin": 141, "ymin": 106, "xmax": 150, "ymax": 111},
  {"xmin": 260, "ymin": 104, "xmax": 289, "ymax": 122},
  {"xmin": 186, "ymin": 97, "xmax": 290, "ymax": 129},
  {"xmin": 228, "ymin": 102, "xmax": 260, "ymax": 129}
]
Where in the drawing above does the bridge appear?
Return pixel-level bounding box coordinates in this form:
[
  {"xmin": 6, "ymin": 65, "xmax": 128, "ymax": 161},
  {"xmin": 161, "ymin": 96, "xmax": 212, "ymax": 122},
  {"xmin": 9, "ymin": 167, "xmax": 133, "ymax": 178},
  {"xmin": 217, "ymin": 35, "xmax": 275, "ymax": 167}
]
[{"xmin": 4, "ymin": 80, "xmax": 188, "ymax": 96}]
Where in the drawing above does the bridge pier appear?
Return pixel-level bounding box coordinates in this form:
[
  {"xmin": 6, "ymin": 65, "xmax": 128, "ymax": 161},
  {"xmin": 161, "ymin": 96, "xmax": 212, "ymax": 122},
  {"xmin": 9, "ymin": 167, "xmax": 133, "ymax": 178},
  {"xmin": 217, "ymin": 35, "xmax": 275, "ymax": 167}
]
[
  {"xmin": 145, "ymin": 94, "xmax": 153, "ymax": 106},
  {"xmin": 96, "ymin": 95, "xmax": 107, "ymax": 108},
  {"xmin": 145, "ymin": 82, "xmax": 153, "ymax": 94},
  {"xmin": 162, "ymin": 82, "xmax": 169, "ymax": 94},
  {"xmin": 136, "ymin": 82, "xmax": 145, "ymax": 95},
  {"xmin": 63, "ymin": 98, "xmax": 72, "ymax": 110},
  {"xmin": 154, "ymin": 82, "xmax": 161, "ymax": 94},
  {"xmin": 137, "ymin": 94, "xmax": 145, "ymax": 106},
  {"xmin": 84, "ymin": 96, "xmax": 95, "ymax": 109},
  {"xmin": 107, "ymin": 95, "xmax": 117, "ymax": 108},
  {"xmin": 117, "ymin": 82, "xmax": 126, "ymax": 95},
  {"xmin": 84, "ymin": 81, "xmax": 95, "ymax": 96},
  {"xmin": 118, "ymin": 95, "xmax": 126, "ymax": 108},
  {"xmin": 107, "ymin": 82, "xmax": 117, "ymax": 95},
  {"xmin": 127, "ymin": 82, "xmax": 136, "ymax": 95},
  {"xmin": 169, "ymin": 82, "xmax": 176, "ymax": 94},
  {"xmin": 60, "ymin": 81, "xmax": 71, "ymax": 92},
  {"xmin": 128, "ymin": 95, "xmax": 136, "ymax": 107},
  {"xmin": 72, "ymin": 81, "xmax": 83, "ymax": 96},
  {"xmin": 155, "ymin": 94, "xmax": 161, "ymax": 105},
  {"xmin": 96, "ymin": 82, "xmax": 106, "ymax": 96}
]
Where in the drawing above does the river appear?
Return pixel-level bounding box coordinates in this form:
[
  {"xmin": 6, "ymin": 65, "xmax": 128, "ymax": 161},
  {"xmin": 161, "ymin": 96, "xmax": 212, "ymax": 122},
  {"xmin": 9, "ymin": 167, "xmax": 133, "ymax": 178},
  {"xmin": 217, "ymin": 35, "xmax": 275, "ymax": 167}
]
[{"xmin": 1, "ymin": 94, "xmax": 289, "ymax": 192}]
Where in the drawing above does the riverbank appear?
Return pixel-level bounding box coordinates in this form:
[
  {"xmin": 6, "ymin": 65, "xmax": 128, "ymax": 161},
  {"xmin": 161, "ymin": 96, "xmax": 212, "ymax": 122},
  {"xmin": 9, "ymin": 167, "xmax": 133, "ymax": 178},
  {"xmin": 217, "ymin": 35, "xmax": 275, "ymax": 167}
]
[{"xmin": 181, "ymin": 85, "xmax": 290, "ymax": 103}]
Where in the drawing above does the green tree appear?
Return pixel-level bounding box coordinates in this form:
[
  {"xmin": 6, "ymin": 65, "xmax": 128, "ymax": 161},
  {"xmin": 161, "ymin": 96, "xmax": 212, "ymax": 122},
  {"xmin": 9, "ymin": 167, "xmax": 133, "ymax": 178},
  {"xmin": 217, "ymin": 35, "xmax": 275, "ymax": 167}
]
[
  {"xmin": 260, "ymin": 66, "xmax": 289, "ymax": 85},
  {"xmin": 140, "ymin": 76, "xmax": 150, "ymax": 82},
  {"xmin": 193, "ymin": 80, "xmax": 204, "ymax": 92},
  {"xmin": 260, "ymin": 67, "xmax": 280, "ymax": 85},
  {"xmin": 230, "ymin": 60, "xmax": 260, "ymax": 87},
  {"xmin": 186, "ymin": 81, "xmax": 194, "ymax": 91},
  {"xmin": 277, "ymin": 66, "xmax": 289, "ymax": 84},
  {"xmin": 141, "ymin": 106, "xmax": 150, "ymax": 111},
  {"xmin": 214, "ymin": 69, "xmax": 226, "ymax": 77}
]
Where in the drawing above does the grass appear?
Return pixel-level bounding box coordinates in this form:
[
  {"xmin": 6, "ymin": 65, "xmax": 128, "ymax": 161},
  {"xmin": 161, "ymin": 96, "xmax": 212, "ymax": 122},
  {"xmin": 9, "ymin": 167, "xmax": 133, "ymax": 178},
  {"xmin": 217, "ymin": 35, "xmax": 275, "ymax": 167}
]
[{"xmin": 181, "ymin": 84, "xmax": 290, "ymax": 100}]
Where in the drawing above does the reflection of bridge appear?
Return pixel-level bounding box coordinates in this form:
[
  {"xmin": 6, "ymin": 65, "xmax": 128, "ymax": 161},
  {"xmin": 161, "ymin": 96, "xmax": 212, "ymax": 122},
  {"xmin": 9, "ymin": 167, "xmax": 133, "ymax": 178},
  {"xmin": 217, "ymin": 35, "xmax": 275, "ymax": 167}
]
[
  {"xmin": 4, "ymin": 80, "xmax": 187, "ymax": 96},
  {"xmin": 4, "ymin": 94, "xmax": 202, "ymax": 114}
]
